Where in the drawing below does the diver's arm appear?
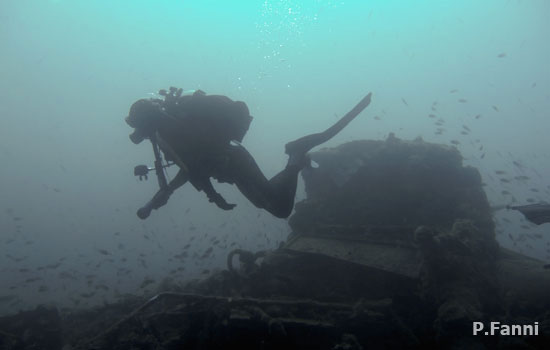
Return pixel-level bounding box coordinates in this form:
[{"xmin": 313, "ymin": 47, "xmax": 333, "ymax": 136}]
[
  {"xmin": 151, "ymin": 169, "xmax": 189, "ymax": 207},
  {"xmin": 137, "ymin": 169, "xmax": 189, "ymax": 219},
  {"xmin": 167, "ymin": 169, "xmax": 189, "ymax": 192}
]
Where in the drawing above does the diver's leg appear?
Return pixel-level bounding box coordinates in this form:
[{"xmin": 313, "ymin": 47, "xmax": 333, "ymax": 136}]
[
  {"xmin": 227, "ymin": 145, "xmax": 300, "ymax": 218},
  {"xmin": 227, "ymin": 146, "xmax": 273, "ymax": 210},
  {"xmin": 264, "ymin": 164, "xmax": 302, "ymax": 218}
]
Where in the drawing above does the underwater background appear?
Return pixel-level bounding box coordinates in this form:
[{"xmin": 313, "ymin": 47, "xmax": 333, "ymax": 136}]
[{"xmin": 0, "ymin": 0, "xmax": 549, "ymax": 314}]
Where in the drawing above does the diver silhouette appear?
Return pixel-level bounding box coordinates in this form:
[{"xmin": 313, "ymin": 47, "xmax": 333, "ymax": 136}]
[{"xmin": 126, "ymin": 87, "xmax": 372, "ymax": 219}]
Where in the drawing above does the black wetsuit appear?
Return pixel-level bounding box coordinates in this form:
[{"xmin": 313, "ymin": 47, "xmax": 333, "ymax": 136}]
[{"xmin": 129, "ymin": 89, "xmax": 371, "ymax": 219}]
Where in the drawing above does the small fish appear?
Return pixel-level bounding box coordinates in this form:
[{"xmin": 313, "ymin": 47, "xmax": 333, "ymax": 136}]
[
  {"xmin": 479, "ymin": 145, "xmax": 484, "ymax": 151},
  {"xmin": 475, "ymin": 114, "xmax": 482, "ymax": 119},
  {"xmin": 450, "ymin": 89, "xmax": 458, "ymax": 93},
  {"xmin": 500, "ymin": 178, "xmax": 510, "ymax": 183},
  {"xmin": 428, "ymin": 114, "xmax": 436, "ymax": 118},
  {"xmin": 492, "ymin": 105, "xmax": 499, "ymax": 112},
  {"xmin": 480, "ymin": 153, "xmax": 485, "ymax": 159},
  {"xmin": 59, "ymin": 271, "xmax": 77, "ymax": 280},
  {"xmin": 512, "ymin": 161, "xmax": 524, "ymax": 169},
  {"xmin": 495, "ymin": 170, "xmax": 506, "ymax": 175},
  {"xmin": 531, "ymin": 82, "xmax": 536, "ymax": 88},
  {"xmin": 460, "ymin": 131, "xmax": 468, "ymax": 135},
  {"xmin": 46, "ymin": 262, "xmax": 61, "ymax": 269},
  {"xmin": 458, "ymin": 99, "xmax": 467, "ymax": 103},
  {"xmin": 374, "ymin": 116, "xmax": 381, "ymax": 120},
  {"xmin": 95, "ymin": 284, "xmax": 109, "ymax": 291},
  {"xmin": 514, "ymin": 175, "xmax": 529, "ymax": 181},
  {"xmin": 462, "ymin": 125, "xmax": 471, "ymax": 132},
  {"xmin": 97, "ymin": 249, "xmax": 110, "ymax": 256},
  {"xmin": 450, "ymin": 140, "xmax": 460, "ymax": 145},
  {"xmin": 201, "ymin": 247, "xmax": 213, "ymax": 258},
  {"xmin": 497, "ymin": 52, "xmax": 507, "ymax": 58},
  {"xmin": 530, "ymin": 188, "xmax": 539, "ymax": 193},
  {"xmin": 25, "ymin": 277, "xmax": 41, "ymax": 283},
  {"xmin": 401, "ymin": 98, "xmax": 408, "ymax": 106},
  {"xmin": 501, "ymin": 190, "xmax": 510, "ymax": 195},
  {"xmin": 174, "ymin": 252, "xmax": 188, "ymax": 259},
  {"xmin": 140, "ymin": 278, "xmax": 155, "ymax": 289}
]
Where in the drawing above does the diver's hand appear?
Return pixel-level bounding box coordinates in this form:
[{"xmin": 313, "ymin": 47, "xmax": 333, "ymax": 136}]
[
  {"xmin": 201, "ymin": 179, "xmax": 236, "ymax": 210},
  {"xmin": 216, "ymin": 201, "xmax": 237, "ymax": 210},
  {"xmin": 211, "ymin": 197, "xmax": 236, "ymax": 210},
  {"xmin": 136, "ymin": 189, "xmax": 171, "ymax": 220},
  {"xmin": 137, "ymin": 206, "xmax": 152, "ymax": 220},
  {"xmin": 207, "ymin": 193, "xmax": 236, "ymax": 210}
]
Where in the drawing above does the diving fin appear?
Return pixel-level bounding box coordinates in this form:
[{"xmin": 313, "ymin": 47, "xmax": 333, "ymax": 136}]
[{"xmin": 285, "ymin": 92, "xmax": 372, "ymax": 157}]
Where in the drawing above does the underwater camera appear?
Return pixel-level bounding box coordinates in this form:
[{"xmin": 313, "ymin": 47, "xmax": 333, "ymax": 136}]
[{"xmin": 133, "ymin": 138, "xmax": 174, "ymax": 187}]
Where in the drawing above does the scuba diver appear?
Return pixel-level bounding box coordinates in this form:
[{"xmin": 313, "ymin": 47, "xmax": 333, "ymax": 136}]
[{"xmin": 126, "ymin": 87, "xmax": 372, "ymax": 220}]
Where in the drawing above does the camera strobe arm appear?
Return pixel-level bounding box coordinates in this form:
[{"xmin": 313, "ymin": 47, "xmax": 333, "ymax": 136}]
[{"xmin": 150, "ymin": 136, "xmax": 168, "ymax": 190}]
